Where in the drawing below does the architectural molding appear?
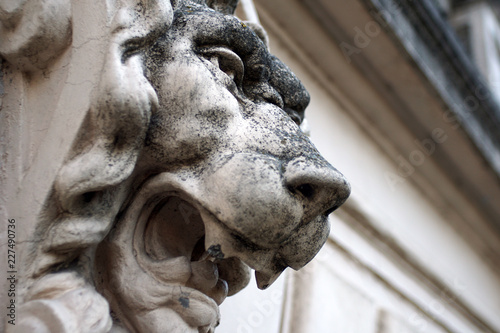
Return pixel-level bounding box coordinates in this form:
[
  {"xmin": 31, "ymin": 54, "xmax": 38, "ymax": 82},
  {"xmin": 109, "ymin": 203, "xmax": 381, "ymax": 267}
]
[
  {"xmin": 358, "ymin": 0, "xmax": 500, "ymax": 223},
  {"xmin": 336, "ymin": 198, "xmax": 498, "ymax": 333},
  {"xmin": 363, "ymin": 0, "xmax": 500, "ymax": 168}
]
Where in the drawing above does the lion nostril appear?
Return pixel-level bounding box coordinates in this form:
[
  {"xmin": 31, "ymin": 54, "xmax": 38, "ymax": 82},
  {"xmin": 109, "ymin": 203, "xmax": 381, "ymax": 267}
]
[
  {"xmin": 294, "ymin": 183, "xmax": 315, "ymax": 199},
  {"xmin": 284, "ymin": 158, "xmax": 351, "ymax": 218}
]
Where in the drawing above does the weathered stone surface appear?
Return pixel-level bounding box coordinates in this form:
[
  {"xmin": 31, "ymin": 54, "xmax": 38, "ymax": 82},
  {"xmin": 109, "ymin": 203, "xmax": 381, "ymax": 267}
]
[
  {"xmin": 0, "ymin": 0, "xmax": 72, "ymax": 71},
  {"xmin": 2, "ymin": 0, "xmax": 350, "ymax": 332}
]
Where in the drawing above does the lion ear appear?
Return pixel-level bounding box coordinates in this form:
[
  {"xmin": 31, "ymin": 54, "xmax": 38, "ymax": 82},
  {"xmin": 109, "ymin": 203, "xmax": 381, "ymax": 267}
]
[{"xmin": 206, "ymin": 0, "xmax": 239, "ymax": 15}]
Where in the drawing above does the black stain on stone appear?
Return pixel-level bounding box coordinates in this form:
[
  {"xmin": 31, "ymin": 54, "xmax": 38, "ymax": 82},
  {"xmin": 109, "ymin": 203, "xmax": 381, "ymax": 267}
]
[
  {"xmin": 207, "ymin": 244, "xmax": 225, "ymax": 260},
  {"xmin": 179, "ymin": 296, "xmax": 190, "ymax": 308}
]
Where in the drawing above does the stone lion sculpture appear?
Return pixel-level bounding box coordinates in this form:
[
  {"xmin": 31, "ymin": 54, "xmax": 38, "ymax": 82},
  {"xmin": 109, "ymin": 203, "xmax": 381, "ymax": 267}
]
[{"xmin": 3, "ymin": 0, "xmax": 349, "ymax": 332}]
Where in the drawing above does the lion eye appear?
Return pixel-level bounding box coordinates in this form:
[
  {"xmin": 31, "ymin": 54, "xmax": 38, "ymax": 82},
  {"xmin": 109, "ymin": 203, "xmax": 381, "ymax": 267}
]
[{"xmin": 199, "ymin": 47, "xmax": 244, "ymax": 86}]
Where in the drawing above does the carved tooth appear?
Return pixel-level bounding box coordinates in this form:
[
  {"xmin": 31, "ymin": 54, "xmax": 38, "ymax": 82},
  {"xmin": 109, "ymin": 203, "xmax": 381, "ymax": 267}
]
[
  {"xmin": 200, "ymin": 210, "xmax": 240, "ymax": 260},
  {"xmin": 201, "ymin": 208, "xmax": 284, "ymax": 291},
  {"xmin": 205, "ymin": 279, "xmax": 229, "ymax": 305},
  {"xmin": 187, "ymin": 261, "xmax": 228, "ymax": 305},
  {"xmin": 216, "ymin": 257, "xmax": 251, "ymax": 296},
  {"xmin": 254, "ymin": 270, "xmax": 282, "ymax": 290}
]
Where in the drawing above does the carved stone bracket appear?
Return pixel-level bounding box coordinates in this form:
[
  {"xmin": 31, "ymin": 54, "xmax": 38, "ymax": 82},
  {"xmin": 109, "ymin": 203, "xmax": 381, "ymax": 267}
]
[{"xmin": 3, "ymin": 0, "xmax": 350, "ymax": 332}]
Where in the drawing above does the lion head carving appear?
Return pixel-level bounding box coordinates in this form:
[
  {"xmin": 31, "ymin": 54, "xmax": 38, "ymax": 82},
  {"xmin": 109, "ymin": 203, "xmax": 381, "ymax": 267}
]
[
  {"xmin": 93, "ymin": 2, "xmax": 350, "ymax": 331},
  {"xmin": 12, "ymin": 1, "xmax": 350, "ymax": 332}
]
